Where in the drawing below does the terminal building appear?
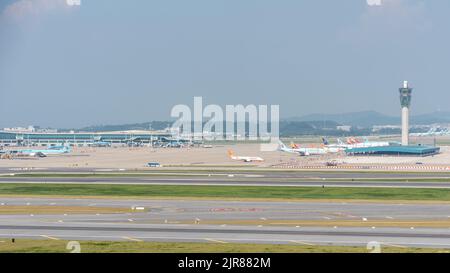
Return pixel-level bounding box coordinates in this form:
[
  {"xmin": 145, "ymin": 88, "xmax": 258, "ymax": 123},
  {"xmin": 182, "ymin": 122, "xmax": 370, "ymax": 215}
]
[
  {"xmin": 0, "ymin": 130, "xmax": 172, "ymax": 146},
  {"xmin": 345, "ymin": 145, "xmax": 440, "ymax": 157},
  {"xmin": 345, "ymin": 81, "xmax": 440, "ymax": 157}
]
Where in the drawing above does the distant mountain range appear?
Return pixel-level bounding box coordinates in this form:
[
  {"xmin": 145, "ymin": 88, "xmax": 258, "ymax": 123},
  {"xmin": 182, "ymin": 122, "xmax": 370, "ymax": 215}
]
[
  {"xmin": 72, "ymin": 120, "xmax": 354, "ymax": 137},
  {"xmin": 75, "ymin": 121, "xmax": 173, "ymax": 132},
  {"xmin": 284, "ymin": 111, "xmax": 450, "ymax": 127},
  {"xmin": 59, "ymin": 111, "xmax": 450, "ymax": 136}
]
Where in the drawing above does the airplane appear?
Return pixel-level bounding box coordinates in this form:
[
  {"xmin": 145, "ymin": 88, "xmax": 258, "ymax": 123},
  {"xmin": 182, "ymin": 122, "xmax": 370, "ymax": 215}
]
[
  {"xmin": 439, "ymin": 128, "xmax": 450, "ymax": 136},
  {"xmin": 2, "ymin": 150, "xmax": 46, "ymax": 158},
  {"xmin": 321, "ymin": 138, "xmax": 346, "ymax": 152},
  {"xmin": 421, "ymin": 128, "xmax": 437, "ymax": 136},
  {"xmin": 227, "ymin": 149, "xmax": 264, "ymax": 162},
  {"xmin": 346, "ymin": 137, "xmax": 360, "ymax": 145},
  {"xmin": 322, "ymin": 137, "xmax": 391, "ymax": 149},
  {"xmin": 358, "ymin": 137, "xmax": 391, "ymax": 147},
  {"xmin": 91, "ymin": 141, "xmax": 111, "ymax": 147},
  {"xmin": 158, "ymin": 137, "xmax": 191, "ymax": 148},
  {"xmin": 157, "ymin": 139, "xmax": 195, "ymax": 147},
  {"xmin": 17, "ymin": 146, "xmax": 71, "ymax": 156},
  {"xmin": 278, "ymin": 140, "xmax": 328, "ymax": 156},
  {"xmin": 412, "ymin": 127, "xmax": 450, "ymax": 137}
]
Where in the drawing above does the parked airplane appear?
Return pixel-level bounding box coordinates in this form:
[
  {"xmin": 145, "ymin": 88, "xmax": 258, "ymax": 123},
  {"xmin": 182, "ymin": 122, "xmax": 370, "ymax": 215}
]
[
  {"xmin": 91, "ymin": 141, "xmax": 111, "ymax": 147},
  {"xmin": 323, "ymin": 137, "xmax": 391, "ymax": 149},
  {"xmin": 360, "ymin": 137, "xmax": 391, "ymax": 147},
  {"xmin": 227, "ymin": 149, "xmax": 264, "ymax": 162},
  {"xmin": 412, "ymin": 127, "xmax": 450, "ymax": 137},
  {"xmin": 158, "ymin": 137, "xmax": 192, "ymax": 148},
  {"xmin": 278, "ymin": 140, "xmax": 328, "ymax": 156},
  {"xmin": 17, "ymin": 146, "xmax": 71, "ymax": 156},
  {"xmin": 2, "ymin": 150, "xmax": 46, "ymax": 158},
  {"xmin": 322, "ymin": 138, "xmax": 347, "ymax": 150}
]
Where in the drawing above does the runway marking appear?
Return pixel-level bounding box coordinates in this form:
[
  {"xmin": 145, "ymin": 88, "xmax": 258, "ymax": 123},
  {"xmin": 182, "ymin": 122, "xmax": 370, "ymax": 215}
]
[
  {"xmin": 289, "ymin": 240, "xmax": 315, "ymax": 246},
  {"xmin": 3, "ymin": 234, "xmax": 450, "ymax": 248},
  {"xmin": 381, "ymin": 242, "xmax": 407, "ymax": 248},
  {"xmin": 40, "ymin": 235, "xmax": 60, "ymax": 241},
  {"xmin": 204, "ymin": 238, "xmax": 228, "ymax": 244},
  {"xmin": 122, "ymin": 236, "xmax": 143, "ymax": 242}
]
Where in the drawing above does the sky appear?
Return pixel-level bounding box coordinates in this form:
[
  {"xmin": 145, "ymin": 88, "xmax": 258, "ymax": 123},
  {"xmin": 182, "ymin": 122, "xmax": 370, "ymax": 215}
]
[{"xmin": 0, "ymin": 0, "xmax": 450, "ymax": 128}]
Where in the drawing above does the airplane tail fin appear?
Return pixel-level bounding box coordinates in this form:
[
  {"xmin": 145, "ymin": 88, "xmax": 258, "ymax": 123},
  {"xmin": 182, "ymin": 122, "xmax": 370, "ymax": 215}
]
[
  {"xmin": 337, "ymin": 138, "xmax": 344, "ymax": 145},
  {"xmin": 290, "ymin": 142, "xmax": 300, "ymax": 149},
  {"xmin": 278, "ymin": 140, "xmax": 287, "ymax": 150},
  {"xmin": 322, "ymin": 137, "xmax": 329, "ymax": 145},
  {"xmin": 227, "ymin": 149, "xmax": 235, "ymax": 158}
]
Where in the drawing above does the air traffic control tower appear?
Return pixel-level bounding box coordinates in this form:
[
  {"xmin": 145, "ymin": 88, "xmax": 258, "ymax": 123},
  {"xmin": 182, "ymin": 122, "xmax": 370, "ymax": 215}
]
[{"xmin": 399, "ymin": 80, "xmax": 412, "ymax": 146}]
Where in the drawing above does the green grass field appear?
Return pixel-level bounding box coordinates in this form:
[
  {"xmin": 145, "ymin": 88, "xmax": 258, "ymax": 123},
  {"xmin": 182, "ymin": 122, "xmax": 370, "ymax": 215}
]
[
  {"xmin": 2, "ymin": 183, "xmax": 450, "ymax": 201},
  {"xmin": 0, "ymin": 239, "xmax": 447, "ymax": 253}
]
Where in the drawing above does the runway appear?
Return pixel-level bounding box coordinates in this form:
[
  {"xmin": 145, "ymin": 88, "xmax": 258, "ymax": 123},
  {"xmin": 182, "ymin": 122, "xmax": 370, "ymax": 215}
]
[
  {"xmin": 2, "ymin": 167, "xmax": 450, "ymax": 178},
  {"xmin": 3, "ymin": 223, "xmax": 450, "ymax": 248},
  {"xmin": 1, "ymin": 176, "xmax": 450, "ymax": 188},
  {"xmin": 2, "ymin": 169, "xmax": 450, "ymax": 249},
  {"xmin": 1, "ymin": 197, "xmax": 450, "ymax": 248}
]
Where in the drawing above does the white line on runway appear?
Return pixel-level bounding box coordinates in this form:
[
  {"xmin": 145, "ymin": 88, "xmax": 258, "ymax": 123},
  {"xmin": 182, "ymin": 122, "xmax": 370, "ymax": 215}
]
[
  {"xmin": 122, "ymin": 236, "xmax": 143, "ymax": 242},
  {"xmin": 1, "ymin": 234, "xmax": 449, "ymax": 248},
  {"xmin": 289, "ymin": 240, "xmax": 315, "ymax": 246},
  {"xmin": 204, "ymin": 238, "xmax": 228, "ymax": 244},
  {"xmin": 40, "ymin": 235, "xmax": 60, "ymax": 240},
  {"xmin": 382, "ymin": 242, "xmax": 407, "ymax": 248}
]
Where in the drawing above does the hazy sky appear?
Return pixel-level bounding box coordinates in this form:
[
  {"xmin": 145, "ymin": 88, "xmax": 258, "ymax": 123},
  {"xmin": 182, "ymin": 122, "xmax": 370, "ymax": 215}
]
[{"xmin": 1, "ymin": 0, "xmax": 449, "ymax": 128}]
